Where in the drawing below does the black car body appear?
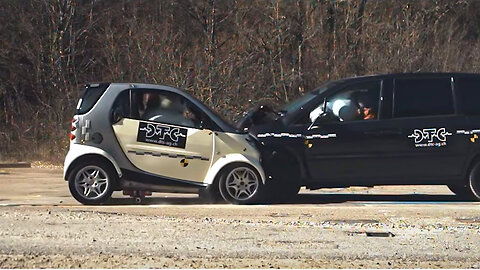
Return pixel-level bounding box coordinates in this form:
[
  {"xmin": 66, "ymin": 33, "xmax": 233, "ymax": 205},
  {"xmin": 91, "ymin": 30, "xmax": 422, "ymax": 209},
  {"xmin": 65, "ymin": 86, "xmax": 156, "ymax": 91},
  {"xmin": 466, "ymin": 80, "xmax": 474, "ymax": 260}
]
[{"xmin": 240, "ymin": 73, "xmax": 480, "ymax": 199}]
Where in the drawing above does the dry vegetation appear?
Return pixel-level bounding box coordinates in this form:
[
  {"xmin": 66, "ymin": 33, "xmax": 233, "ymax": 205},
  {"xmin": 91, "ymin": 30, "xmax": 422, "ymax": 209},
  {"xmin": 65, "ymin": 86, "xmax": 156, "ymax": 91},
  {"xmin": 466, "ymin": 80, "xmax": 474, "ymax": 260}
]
[{"xmin": 1, "ymin": 0, "xmax": 480, "ymax": 162}]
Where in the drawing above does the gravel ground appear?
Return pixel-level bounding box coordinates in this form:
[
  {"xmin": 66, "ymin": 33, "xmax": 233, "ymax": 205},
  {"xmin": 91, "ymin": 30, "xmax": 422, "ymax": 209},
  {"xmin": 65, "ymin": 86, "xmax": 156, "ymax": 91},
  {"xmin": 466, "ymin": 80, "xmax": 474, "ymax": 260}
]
[{"xmin": 0, "ymin": 168, "xmax": 480, "ymax": 268}]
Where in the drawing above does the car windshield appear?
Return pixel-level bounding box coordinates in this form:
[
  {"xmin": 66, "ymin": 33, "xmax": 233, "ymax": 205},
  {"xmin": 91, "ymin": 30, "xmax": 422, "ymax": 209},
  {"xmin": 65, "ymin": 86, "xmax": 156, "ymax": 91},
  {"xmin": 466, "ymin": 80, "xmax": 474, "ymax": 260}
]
[
  {"xmin": 280, "ymin": 92, "xmax": 316, "ymax": 113},
  {"xmin": 204, "ymin": 105, "xmax": 238, "ymax": 130},
  {"xmin": 279, "ymin": 81, "xmax": 336, "ymax": 113},
  {"xmin": 181, "ymin": 91, "xmax": 240, "ymax": 132}
]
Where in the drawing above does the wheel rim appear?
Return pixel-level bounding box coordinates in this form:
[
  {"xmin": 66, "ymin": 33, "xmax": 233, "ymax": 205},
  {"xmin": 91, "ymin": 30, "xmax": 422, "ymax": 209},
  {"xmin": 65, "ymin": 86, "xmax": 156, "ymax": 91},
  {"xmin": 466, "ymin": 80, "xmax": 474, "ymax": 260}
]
[
  {"xmin": 225, "ymin": 167, "xmax": 259, "ymax": 201},
  {"xmin": 74, "ymin": 166, "xmax": 109, "ymax": 200}
]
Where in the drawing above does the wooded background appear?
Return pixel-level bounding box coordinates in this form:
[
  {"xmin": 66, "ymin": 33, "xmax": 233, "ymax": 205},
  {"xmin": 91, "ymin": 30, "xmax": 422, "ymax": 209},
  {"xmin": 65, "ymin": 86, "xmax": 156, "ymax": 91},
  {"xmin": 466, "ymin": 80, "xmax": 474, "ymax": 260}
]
[{"xmin": 1, "ymin": 0, "xmax": 480, "ymax": 162}]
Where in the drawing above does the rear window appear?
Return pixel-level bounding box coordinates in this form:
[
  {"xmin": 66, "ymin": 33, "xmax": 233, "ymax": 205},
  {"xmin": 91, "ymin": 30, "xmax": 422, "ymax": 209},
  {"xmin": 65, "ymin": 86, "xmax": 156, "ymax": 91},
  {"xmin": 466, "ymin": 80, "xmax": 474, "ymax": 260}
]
[
  {"xmin": 76, "ymin": 83, "xmax": 110, "ymax": 115},
  {"xmin": 456, "ymin": 77, "xmax": 480, "ymax": 116},
  {"xmin": 393, "ymin": 78, "xmax": 454, "ymax": 118}
]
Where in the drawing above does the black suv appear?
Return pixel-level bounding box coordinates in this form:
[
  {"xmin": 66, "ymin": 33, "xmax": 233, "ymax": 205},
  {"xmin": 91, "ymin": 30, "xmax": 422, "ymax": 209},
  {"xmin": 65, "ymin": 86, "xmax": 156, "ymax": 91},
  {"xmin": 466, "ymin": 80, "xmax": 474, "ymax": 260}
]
[{"xmin": 239, "ymin": 73, "xmax": 480, "ymax": 200}]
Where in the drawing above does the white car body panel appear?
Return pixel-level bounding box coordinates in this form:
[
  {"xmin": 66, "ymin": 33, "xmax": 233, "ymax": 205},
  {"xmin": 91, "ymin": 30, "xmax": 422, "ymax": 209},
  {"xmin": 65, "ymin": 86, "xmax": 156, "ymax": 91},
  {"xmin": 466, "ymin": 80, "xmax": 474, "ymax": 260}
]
[
  {"xmin": 64, "ymin": 134, "xmax": 265, "ymax": 186},
  {"xmin": 64, "ymin": 142, "xmax": 122, "ymax": 179}
]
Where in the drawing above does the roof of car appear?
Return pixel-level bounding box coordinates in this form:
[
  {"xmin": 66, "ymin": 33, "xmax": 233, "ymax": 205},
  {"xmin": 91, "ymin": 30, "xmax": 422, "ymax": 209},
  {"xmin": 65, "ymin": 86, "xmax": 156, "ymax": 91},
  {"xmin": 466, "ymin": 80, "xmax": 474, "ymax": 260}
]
[
  {"xmin": 309, "ymin": 72, "xmax": 480, "ymax": 95},
  {"xmin": 94, "ymin": 83, "xmax": 239, "ymax": 133},
  {"xmin": 332, "ymin": 72, "xmax": 480, "ymax": 83},
  {"xmin": 102, "ymin": 83, "xmax": 184, "ymax": 92}
]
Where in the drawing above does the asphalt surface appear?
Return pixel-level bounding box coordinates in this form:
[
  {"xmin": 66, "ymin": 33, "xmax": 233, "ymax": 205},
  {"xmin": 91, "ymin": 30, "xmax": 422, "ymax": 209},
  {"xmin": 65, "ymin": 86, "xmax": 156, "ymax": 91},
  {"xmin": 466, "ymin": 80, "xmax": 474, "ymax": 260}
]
[{"xmin": 0, "ymin": 167, "xmax": 480, "ymax": 268}]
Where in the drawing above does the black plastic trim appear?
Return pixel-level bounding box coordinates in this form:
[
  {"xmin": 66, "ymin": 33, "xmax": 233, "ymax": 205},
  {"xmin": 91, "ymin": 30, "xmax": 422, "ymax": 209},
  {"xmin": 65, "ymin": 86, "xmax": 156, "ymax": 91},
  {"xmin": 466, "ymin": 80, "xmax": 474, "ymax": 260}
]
[{"xmin": 121, "ymin": 169, "xmax": 207, "ymax": 188}]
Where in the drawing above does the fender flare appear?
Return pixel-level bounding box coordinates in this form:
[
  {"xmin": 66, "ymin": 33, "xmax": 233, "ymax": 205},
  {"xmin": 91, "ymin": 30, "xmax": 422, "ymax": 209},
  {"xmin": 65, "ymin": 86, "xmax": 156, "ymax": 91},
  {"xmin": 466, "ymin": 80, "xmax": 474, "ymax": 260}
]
[
  {"xmin": 63, "ymin": 144, "xmax": 122, "ymax": 180},
  {"xmin": 203, "ymin": 153, "xmax": 266, "ymax": 185}
]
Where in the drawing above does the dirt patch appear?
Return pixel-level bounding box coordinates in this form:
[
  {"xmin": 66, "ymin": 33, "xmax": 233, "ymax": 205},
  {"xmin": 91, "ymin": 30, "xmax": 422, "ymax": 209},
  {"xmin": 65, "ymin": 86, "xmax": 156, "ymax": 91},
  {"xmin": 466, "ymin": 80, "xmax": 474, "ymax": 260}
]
[{"xmin": 1, "ymin": 168, "xmax": 480, "ymax": 268}]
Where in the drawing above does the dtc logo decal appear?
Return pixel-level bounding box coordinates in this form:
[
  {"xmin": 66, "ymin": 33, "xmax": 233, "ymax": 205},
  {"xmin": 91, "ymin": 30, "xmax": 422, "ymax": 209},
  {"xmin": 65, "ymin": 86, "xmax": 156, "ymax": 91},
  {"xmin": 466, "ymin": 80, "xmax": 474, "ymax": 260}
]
[
  {"xmin": 407, "ymin": 128, "xmax": 452, "ymax": 147},
  {"xmin": 137, "ymin": 122, "xmax": 187, "ymax": 149}
]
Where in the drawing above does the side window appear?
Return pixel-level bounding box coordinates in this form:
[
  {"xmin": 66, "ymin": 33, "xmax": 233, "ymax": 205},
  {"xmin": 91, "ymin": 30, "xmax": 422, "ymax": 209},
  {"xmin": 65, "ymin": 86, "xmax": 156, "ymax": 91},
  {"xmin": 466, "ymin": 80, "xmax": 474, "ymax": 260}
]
[
  {"xmin": 456, "ymin": 77, "xmax": 480, "ymax": 116},
  {"xmin": 111, "ymin": 90, "xmax": 130, "ymax": 118},
  {"xmin": 131, "ymin": 90, "xmax": 205, "ymax": 129},
  {"xmin": 394, "ymin": 78, "xmax": 454, "ymax": 118},
  {"xmin": 310, "ymin": 81, "xmax": 381, "ymax": 122}
]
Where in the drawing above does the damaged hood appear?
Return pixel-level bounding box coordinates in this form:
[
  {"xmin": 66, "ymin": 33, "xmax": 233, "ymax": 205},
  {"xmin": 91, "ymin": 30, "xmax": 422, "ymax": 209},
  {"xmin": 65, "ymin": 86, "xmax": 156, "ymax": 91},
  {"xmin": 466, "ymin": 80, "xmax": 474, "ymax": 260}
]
[{"xmin": 236, "ymin": 104, "xmax": 281, "ymax": 131}]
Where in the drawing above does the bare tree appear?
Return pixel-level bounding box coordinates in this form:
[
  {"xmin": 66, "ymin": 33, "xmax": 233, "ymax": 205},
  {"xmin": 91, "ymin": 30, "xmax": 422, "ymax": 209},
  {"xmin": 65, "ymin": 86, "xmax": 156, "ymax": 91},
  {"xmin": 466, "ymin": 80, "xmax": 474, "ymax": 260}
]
[{"xmin": 1, "ymin": 0, "xmax": 480, "ymax": 162}]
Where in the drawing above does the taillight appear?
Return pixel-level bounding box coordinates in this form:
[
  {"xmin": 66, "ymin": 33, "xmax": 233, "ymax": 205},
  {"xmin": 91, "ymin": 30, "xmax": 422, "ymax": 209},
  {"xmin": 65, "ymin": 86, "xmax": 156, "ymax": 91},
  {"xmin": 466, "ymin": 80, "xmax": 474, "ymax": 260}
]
[{"xmin": 70, "ymin": 117, "xmax": 77, "ymax": 141}]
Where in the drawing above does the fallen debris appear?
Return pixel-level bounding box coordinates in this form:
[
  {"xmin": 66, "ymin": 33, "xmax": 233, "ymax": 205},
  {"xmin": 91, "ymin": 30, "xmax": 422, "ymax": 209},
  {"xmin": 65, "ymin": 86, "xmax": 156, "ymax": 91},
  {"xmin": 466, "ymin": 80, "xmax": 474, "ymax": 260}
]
[
  {"xmin": 365, "ymin": 231, "xmax": 395, "ymax": 237},
  {"xmin": 347, "ymin": 231, "xmax": 395, "ymax": 237}
]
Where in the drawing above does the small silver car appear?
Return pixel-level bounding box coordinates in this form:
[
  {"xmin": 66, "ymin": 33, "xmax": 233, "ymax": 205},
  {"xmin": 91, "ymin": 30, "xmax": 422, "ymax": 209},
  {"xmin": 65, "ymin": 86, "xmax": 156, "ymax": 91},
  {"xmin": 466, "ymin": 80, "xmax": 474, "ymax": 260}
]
[{"xmin": 64, "ymin": 83, "xmax": 267, "ymax": 204}]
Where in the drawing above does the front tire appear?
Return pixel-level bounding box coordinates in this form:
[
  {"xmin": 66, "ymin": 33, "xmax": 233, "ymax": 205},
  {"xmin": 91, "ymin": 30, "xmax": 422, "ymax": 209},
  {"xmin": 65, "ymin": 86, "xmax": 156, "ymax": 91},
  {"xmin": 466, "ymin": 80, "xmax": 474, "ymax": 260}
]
[
  {"xmin": 68, "ymin": 159, "xmax": 116, "ymax": 205},
  {"xmin": 268, "ymin": 178, "xmax": 301, "ymax": 203},
  {"xmin": 218, "ymin": 163, "xmax": 266, "ymax": 204},
  {"xmin": 447, "ymin": 184, "xmax": 471, "ymax": 197}
]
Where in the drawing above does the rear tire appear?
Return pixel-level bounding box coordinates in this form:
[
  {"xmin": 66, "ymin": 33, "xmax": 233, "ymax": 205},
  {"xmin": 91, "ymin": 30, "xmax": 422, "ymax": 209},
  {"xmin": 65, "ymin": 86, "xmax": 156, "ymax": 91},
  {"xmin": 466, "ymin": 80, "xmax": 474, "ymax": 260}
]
[
  {"xmin": 218, "ymin": 163, "xmax": 267, "ymax": 205},
  {"xmin": 468, "ymin": 162, "xmax": 480, "ymax": 200},
  {"xmin": 68, "ymin": 159, "xmax": 116, "ymax": 205}
]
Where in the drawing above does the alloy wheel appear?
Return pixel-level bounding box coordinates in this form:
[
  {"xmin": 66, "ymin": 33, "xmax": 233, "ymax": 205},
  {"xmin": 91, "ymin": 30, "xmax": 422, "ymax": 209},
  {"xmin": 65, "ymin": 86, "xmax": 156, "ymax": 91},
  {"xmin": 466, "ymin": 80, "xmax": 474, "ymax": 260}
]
[
  {"xmin": 225, "ymin": 167, "xmax": 259, "ymax": 201},
  {"xmin": 74, "ymin": 165, "xmax": 109, "ymax": 200}
]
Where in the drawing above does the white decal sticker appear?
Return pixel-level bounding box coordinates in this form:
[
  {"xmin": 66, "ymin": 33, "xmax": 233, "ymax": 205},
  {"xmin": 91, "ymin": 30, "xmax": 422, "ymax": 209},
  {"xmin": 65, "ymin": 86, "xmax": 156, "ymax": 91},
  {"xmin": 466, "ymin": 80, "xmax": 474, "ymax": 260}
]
[
  {"xmin": 456, "ymin": 129, "xmax": 480, "ymax": 135},
  {"xmin": 407, "ymin": 128, "xmax": 452, "ymax": 147},
  {"xmin": 257, "ymin": 133, "xmax": 303, "ymax": 138},
  {"xmin": 257, "ymin": 132, "xmax": 336, "ymax": 139},
  {"xmin": 305, "ymin": 134, "xmax": 337, "ymax": 139},
  {"xmin": 137, "ymin": 122, "xmax": 187, "ymax": 149}
]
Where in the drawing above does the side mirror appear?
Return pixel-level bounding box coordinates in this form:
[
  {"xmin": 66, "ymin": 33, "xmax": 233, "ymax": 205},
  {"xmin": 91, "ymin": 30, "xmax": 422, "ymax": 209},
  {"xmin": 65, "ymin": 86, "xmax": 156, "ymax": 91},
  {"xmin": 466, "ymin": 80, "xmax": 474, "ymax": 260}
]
[{"xmin": 111, "ymin": 109, "xmax": 124, "ymax": 124}]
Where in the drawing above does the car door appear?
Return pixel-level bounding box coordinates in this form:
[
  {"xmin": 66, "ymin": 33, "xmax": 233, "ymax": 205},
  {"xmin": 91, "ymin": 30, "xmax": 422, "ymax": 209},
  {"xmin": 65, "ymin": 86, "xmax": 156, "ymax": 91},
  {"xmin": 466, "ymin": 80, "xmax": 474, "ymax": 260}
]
[
  {"xmin": 111, "ymin": 89, "xmax": 214, "ymax": 183},
  {"xmin": 385, "ymin": 76, "xmax": 470, "ymax": 181},
  {"xmin": 302, "ymin": 79, "xmax": 404, "ymax": 184}
]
